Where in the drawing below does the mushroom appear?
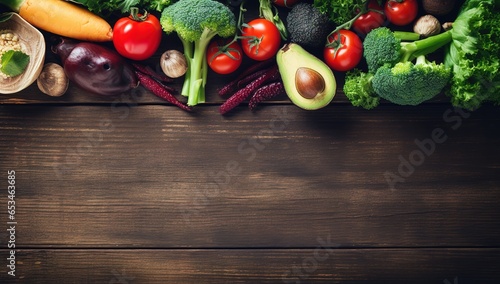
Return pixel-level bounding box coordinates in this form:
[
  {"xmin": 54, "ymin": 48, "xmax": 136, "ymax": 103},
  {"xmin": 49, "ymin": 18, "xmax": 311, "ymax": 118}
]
[{"xmin": 37, "ymin": 63, "xmax": 69, "ymax": 97}]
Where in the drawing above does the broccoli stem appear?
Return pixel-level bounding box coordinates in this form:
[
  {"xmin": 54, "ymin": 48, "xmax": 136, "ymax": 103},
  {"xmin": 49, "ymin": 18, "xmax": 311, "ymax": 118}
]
[
  {"xmin": 415, "ymin": 55, "xmax": 427, "ymax": 65},
  {"xmin": 180, "ymin": 38, "xmax": 194, "ymax": 98},
  {"xmin": 190, "ymin": 28, "xmax": 217, "ymax": 106},
  {"xmin": 180, "ymin": 28, "xmax": 218, "ymax": 106},
  {"xmin": 201, "ymin": 54, "xmax": 208, "ymax": 103},
  {"xmin": 400, "ymin": 30, "xmax": 452, "ymax": 62},
  {"xmin": 393, "ymin": 31, "xmax": 421, "ymax": 41}
]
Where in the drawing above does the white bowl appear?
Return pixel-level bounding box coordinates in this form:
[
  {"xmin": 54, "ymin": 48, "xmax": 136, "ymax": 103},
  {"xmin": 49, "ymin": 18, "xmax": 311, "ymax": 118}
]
[{"xmin": 0, "ymin": 13, "xmax": 46, "ymax": 94}]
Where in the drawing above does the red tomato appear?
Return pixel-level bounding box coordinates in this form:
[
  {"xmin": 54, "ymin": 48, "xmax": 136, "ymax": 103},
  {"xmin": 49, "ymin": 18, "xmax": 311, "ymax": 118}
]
[
  {"xmin": 323, "ymin": 30, "xmax": 363, "ymax": 72},
  {"xmin": 113, "ymin": 9, "xmax": 162, "ymax": 61},
  {"xmin": 384, "ymin": 0, "xmax": 418, "ymax": 26},
  {"xmin": 207, "ymin": 39, "xmax": 243, "ymax": 75},
  {"xmin": 352, "ymin": 0, "xmax": 386, "ymax": 35},
  {"xmin": 272, "ymin": 0, "xmax": 300, "ymax": 8},
  {"xmin": 241, "ymin": 19, "xmax": 281, "ymax": 61}
]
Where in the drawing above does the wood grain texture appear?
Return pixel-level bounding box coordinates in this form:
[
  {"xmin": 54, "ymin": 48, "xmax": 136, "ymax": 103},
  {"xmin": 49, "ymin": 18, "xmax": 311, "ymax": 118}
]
[
  {"xmin": 1, "ymin": 104, "xmax": 499, "ymax": 249},
  {"xmin": 1, "ymin": 248, "xmax": 499, "ymax": 283},
  {"xmin": 1, "ymin": 2, "xmax": 498, "ymax": 283}
]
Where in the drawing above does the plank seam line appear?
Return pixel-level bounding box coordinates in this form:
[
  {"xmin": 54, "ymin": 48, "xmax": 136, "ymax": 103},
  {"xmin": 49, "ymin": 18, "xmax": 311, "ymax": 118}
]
[{"xmin": 6, "ymin": 246, "xmax": 500, "ymax": 250}]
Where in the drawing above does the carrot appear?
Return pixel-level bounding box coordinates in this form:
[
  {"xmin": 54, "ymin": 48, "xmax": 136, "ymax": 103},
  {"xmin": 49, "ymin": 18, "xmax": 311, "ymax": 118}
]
[{"xmin": 1, "ymin": 0, "xmax": 113, "ymax": 42}]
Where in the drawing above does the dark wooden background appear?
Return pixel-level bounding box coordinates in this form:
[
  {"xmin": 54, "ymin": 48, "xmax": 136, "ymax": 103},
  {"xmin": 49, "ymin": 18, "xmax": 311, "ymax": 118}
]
[{"xmin": 1, "ymin": 1, "xmax": 499, "ymax": 283}]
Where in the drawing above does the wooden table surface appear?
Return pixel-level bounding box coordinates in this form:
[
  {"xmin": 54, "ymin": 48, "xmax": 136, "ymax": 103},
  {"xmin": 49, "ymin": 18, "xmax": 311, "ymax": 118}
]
[{"xmin": 1, "ymin": 2, "xmax": 500, "ymax": 283}]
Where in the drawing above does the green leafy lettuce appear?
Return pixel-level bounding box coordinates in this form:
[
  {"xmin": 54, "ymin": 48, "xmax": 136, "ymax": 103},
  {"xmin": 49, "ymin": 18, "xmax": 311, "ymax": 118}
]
[{"xmin": 444, "ymin": 0, "xmax": 500, "ymax": 110}]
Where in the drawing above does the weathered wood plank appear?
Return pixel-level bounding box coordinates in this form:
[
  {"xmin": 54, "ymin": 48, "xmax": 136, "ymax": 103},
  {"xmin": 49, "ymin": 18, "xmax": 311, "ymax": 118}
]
[
  {"xmin": 1, "ymin": 248, "xmax": 499, "ymax": 283},
  {"xmin": 1, "ymin": 105, "xmax": 499, "ymax": 248}
]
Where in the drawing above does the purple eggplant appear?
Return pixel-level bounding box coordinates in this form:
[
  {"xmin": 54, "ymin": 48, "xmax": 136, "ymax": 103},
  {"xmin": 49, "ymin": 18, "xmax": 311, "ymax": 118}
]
[{"xmin": 53, "ymin": 38, "xmax": 138, "ymax": 96}]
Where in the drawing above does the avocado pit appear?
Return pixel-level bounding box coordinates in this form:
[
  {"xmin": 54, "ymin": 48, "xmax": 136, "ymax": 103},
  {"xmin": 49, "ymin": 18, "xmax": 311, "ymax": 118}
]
[
  {"xmin": 295, "ymin": 67, "xmax": 325, "ymax": 99},
  {"xmin": 276, "ymin": 43, "xmax": 336, "ymax": 110}
]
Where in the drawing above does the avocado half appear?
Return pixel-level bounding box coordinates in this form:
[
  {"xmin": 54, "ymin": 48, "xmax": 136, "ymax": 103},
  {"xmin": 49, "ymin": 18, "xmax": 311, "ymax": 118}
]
[{"xmin": 276, "ymin": 43, "xmax": 336, "ymax": 110}]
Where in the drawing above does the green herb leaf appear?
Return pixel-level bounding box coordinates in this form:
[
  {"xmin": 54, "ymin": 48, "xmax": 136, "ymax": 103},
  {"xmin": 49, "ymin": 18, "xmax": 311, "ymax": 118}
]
[{"xmin": 1, "ymin": 50, "xmax": 30, "ymax": 77}]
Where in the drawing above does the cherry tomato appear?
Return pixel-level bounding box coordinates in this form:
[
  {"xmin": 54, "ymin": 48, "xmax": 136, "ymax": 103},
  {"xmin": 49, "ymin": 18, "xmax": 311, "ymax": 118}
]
[
  {"xmin": 352, "ymin": 0, "xmax": 386, "ymax": 35},
  {"xmin": 384, "ymin": 0, "xmax": 418, "ymax": 26},
  {"xmin": 207, "ymin": 39, "xmax": 243, "ymax": 75},
  {"xmin": 241, "ymin": 19, "xmax": 281, "ymax": 61},
  {"xmin": 272, "ymin": 0, "xmax": 300, "ymax": 8},
  {"xmin": 323, "ymin": 30, "xmax": 363, "ymax": 72},
  {"xmin": 113, "ymin": 8, "xmax": 162, "ymax": 61}
]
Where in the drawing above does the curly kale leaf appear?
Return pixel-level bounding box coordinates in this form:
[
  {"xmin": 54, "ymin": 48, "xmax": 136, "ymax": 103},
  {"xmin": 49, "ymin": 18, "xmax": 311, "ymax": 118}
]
[
  {"xmin": 343, "ymin": 69, "xmax": 379, "ymax": 110},
  {"xmin": 313, "ymin": 0, "xmax": 367, "ymax": 25},
  {"xmin": 69, "ymin": 0, "xmax": 174, "ymax": 15}
]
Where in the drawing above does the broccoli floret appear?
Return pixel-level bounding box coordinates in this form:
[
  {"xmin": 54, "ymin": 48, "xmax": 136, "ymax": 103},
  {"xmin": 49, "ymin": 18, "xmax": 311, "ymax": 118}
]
[
  {"xmin": 372, "ymin": 55, "xmax": 451, "ymax": 106},
  {"xmin": 363, "ymin": 27, "xmax": 430, "ymax": 73},
  {"xmin": 363, "ymin": 27, "xmax": 402, "ymax": 73},
  {"xmin": 286, "ymin": 3, "xmax": 333, "ymax": 52},
  {"xmin": 353, "ymin": 27, "xmax": 453, "ymax": 107},
  {"xmin": 343, "ymin": 69, "xmax": 379, "ymax": 110},
  {"xmin": 160, "ymin": 0, "xmax": 237, "ymax": 106}
]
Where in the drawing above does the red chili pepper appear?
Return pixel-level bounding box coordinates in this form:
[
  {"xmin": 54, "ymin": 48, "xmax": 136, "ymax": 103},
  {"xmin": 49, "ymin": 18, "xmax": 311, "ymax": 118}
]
[
  {"xmin": 237, "ymin": 69, "xmax": 269, "ymax": 89},
  {"xmin": 135, "ymin": 71, "xmax": 192, "ymax": 112},
  {"xmin": 219, "ymin": 65, "xmax": 279, "ymax": 115},
  {"xmin": 133, "ymin": 63, "xmax": 173, "ymax": 83},
  {"xmin": 217, "ymin": 59, "xmax": 275, "ymax": 97},
  {"xmin": 248, "ymin": 81, "xmax": 285, "ymax": 111}
]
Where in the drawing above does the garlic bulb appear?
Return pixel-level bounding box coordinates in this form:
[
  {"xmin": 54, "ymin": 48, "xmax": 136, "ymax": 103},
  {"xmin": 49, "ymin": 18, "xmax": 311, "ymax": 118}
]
[
  {"xmin": 413, "ymin": 15, "xmax": 441, "ymax": 38},
  {"xmin": 160, "ymin": 50, "xmax": 188, "ymax": 78}
]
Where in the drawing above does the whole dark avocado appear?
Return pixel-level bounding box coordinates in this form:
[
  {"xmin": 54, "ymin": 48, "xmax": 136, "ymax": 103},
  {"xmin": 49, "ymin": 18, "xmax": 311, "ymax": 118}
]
[{"xmin": 286, "ymin": 3, "xmax": 333, "ymax": 53}]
